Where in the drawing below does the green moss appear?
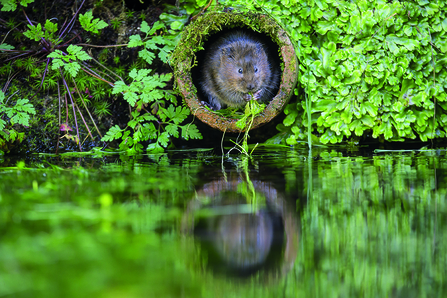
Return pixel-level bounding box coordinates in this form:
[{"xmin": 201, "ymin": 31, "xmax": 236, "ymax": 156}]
[{"xmin": 171, "ymin": 9, "xmax": 284, "ymax": 78}]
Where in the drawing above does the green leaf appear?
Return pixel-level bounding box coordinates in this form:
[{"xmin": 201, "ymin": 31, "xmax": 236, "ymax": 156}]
[
  {"xmin": 15, "ymin": 98, "xmax": 36, "ymax": 115},
  {"xmin": 343, "ymin": 70, "xmax": 362, "ymax": 85},
  {"xmin": 0, "ymin": 43, "xmax": 14, "ymax": 51},
  {"xmin": 67, "ymin": 45, "xmax": 91, "ymax": 61},
  {"xmin": 79, "ymin": 10, "xmax": 108, "ymax": 34},
  {"xmin": 181, "ymin": 124, "xmax": 202, "ymax": 140},
  {"xmin": 165, "ymin": 124, "xmax": 179, "ymax": 138},
  {"xmin": 0, "ymin": 119, "xmax": 6, "ymax": 131},
  {"xmin": 44, "ymin": 19, "xmax": 58, "ymax": 37},
  {"xmin": 20, "ymin": 0, "xmax": 34, "ymax": 7},
  {"xmin": 1, "ymin": 0, "xmax": 17, "ymax": 11},
  {"xmin": 386, "ymin": 35, "xmax": 419, "ymax": 51},
  {"xmin": 128, "ymin": 35, "xmax": 144, "ymax": 47},
  {"xmin": 140, "ymin": 21, "xmax": 151, "ymax": 34},
  {"xmin": 23, "ymin": 23, "xmax": 44, "ymax": 41},
  {"xmin": 48, "ymin": 45, "xmax": 90, "ymax": 77},
  {"xmin": 148, "ymin": 21, "xmax": 165, "ymax": 35},
  {"xmin": 158, "ymin": 131, "xmax": 170, "ymax": 147},
  {"xmin": 138, "ymin": 49, "xmax": 155, "ymax": 64},
  {"xmin": 170, "ymin": 21, "xmax": 183, "ymax": 30},
  {"xmin": 147, "ymin": 142, "xmax": 164, "ymax": 153},
  {"xmin": 315, "ymin": 21, "xmax": 336, "ymax": 35},
  {"xmin": 101, "ymin": 125, "xmax": 123, "ymax": 142}
]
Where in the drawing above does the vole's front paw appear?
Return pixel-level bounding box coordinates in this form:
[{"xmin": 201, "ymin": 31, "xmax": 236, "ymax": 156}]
[
  {"xmin": 253, "ymin": 90, "xmax": 262, "ymax": 100},
  {"xmin": 243, "ymin": 93, "xmax": 255, "ymax": 102}
]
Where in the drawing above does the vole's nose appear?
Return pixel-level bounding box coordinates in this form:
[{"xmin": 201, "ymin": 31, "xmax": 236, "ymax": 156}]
[{"xmin": 247, "ymin": 84, "xmax": 255, "ymax": 90}]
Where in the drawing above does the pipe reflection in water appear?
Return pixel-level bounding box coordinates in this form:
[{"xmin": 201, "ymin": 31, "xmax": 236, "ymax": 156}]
[{"xmin": 182, "ymin": 175, "xmax": 299, "ymax": 280}]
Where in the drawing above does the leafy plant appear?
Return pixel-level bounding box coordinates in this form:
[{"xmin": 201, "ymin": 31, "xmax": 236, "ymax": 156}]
[
  {"xmin": 48, "ymin": 45, "xmax": 92, "ymax": 77},
  {"xmin": 111, "ymin": 18, "xmax": 122, "ymax": 31},
  {"xmin": 79, "ymin": 10, "xmax": 108, "ymax": 34},
  {"xmin": 100, "ymin": 18, "xmax": 202, "ymax": 154},
  {"xmin": 0, "ymin": 0, "xmax": 34, "ymax": 11},
  {"xmin": 216, "ymin": 0, "xmax": 447, "ymax": 145},
  {"xmin": 101, "ymin": 69, "xmax": 202, "ymax": 154},
  {"xmin": 0, "ymin": 0, "xmax": 117, "ymax": 151},
  {"xmin": 233, "ymin": 100, "xmax": 265, "ymax": 155},
  {"xmin": 0, "ymin": 90, "xmax": 36, "ymax": 153},
  {"xmin": 127, "ymin": 20, "xmax": 177, "ymax": 64}
]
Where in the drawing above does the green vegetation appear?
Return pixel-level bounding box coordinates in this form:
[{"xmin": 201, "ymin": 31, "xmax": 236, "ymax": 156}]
[
  {"xmin": 0, "ymin": 0, "xmax": 203, "ymax": 154},
  {"xmin": 249, "ymin": 0, "xmax": 447, "ymax": 144},
  {"xmin": 234, "ymin": 100, "xmax": 266, "ymax": 154},
  {"xmin": 0, "ymin": 0, "xmax": 34, "ymax": 11},
  {"xmin": 79, "ymin": 10, "xmax": 108, "ymax": 34},
  {"xmin": 1, "ymin": 149, "xmax": 447, "ymax": 297},
  {"xmin": 185, "ymin": 0, "xmax": 447, "ymax": 146},
  {"xmin": 0, "ymin": 90, "xmax": 36, "ymax": 153},
  {"xmin": 100, "ymin": 19, "xmax": 202, "ymax": 154},
  {"xmin": 4, "ymin": 0, "xmax": 447, "ymax": 154}
]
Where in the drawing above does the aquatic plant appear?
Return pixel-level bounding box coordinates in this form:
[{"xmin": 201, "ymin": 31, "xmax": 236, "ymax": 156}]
[{"xmin": 234, "ymin": 100, "xmax": 266, "ymax": 155}]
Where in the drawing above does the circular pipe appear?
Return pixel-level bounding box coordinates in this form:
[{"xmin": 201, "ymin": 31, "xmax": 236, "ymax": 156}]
[{"xmin": 172, "ymin": 10, "xmax": 298, "ymax": 133}]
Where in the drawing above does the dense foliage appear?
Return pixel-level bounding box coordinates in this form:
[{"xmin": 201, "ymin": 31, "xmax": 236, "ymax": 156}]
[
  {"xmin": 3, "ymin": 0, "xmax": 447, "ymax": 154},
  {"xmin": 209, "ymin": 0, "xmax": 447, "ymax": 144},
  {"xmin": 0, "ymin": 0, "xmax": 202, "ymax": 154}
]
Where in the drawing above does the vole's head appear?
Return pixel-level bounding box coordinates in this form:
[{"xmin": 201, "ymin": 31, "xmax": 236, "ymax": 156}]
[{"xmin": 219, "ymin": 41, "xmax": 271, "ymax": 95}]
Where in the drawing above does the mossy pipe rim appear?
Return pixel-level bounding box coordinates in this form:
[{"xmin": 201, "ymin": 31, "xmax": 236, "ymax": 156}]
[{"xmin": 173, "ymin": 11, "xmax": 298, "ymax": 133}]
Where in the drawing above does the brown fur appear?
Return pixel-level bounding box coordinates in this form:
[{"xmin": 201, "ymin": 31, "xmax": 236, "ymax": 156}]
[{"xmin": 201, "ymin": 31, "xmax": 280, "ymax": 110}]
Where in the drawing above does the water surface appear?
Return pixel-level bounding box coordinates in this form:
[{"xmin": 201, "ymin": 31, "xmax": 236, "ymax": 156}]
[{"xmin": 0, "ymin": 148, "xmax": 446, "ymax": 297}]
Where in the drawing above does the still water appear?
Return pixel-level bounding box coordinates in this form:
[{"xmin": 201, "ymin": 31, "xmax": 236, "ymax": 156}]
[{"xmin": 0, "ymin": 147, "xmax": 446, "ymax": 297}]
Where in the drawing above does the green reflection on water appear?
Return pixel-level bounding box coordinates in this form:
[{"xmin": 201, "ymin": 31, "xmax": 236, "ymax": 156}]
[{"xmin": 0, "ymin": 150, "xmax": 447, "ymax": 297}]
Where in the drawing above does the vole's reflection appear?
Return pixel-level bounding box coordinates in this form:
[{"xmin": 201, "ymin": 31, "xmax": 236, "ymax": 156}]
[
  {"xmin": 215, "ymin": 211, "xmax": 273, "ymax": 268},
  {"xmin": 183, "ymin": 179, "xmax": 298, "ymax": 279}
]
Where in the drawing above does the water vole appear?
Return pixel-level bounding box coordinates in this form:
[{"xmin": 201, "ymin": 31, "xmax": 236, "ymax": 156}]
[{"xmin": 200, "ymin": 30, "xmax": 280, "ymax": 110}]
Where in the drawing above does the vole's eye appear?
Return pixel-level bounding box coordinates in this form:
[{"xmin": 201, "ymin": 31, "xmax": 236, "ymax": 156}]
[
  {"xmin": 254, "ymin": 67, "xmax": 258, "ymax": 73},
  {"xmin": 238, "ymin": 68, "xmax": 243, "ymax": 74}
]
